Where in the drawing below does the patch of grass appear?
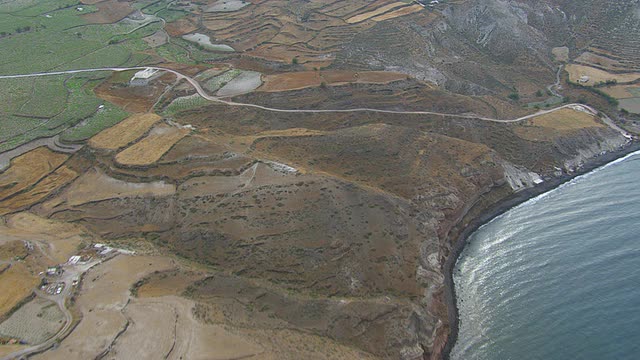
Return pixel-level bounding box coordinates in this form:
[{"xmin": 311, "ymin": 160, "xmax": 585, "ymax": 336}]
[
  {"xmin": 155, "ymin": 42, "xmax": 193, "ymax": 64},
  {"xmin": 0, "ymin": 75, "xmax": 112, "ymax": 152},
  {"xmin": 60, "ymin": 102, "xmax": 129, "ymax": 142},
  {"xmin": 203, "ymin": 69, "xmax": 242, "ymax": 93},
  {"xmin": 162, "ymin": 94, "xmax": 210, "ymax": 115},
  {"xmin": 156, "ymin": 8, "xmax": 188, "ymax": 22},
  {"xmin": 0, "ymin": 0, "xmax": 155, "ymax": 75},
  {"xmin": 0, "ymin": 0, "xmax": 163, "ymax": 151}
]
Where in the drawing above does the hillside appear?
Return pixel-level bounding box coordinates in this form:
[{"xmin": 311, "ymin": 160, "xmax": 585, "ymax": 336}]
[{"xmin": 0, "ymin": 0, "xmax": 639, "ymax": 359}]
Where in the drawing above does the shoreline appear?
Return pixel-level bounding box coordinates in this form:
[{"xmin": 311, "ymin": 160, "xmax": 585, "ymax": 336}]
[{"xmin": 440, "ymin": 139, "xmax": 640, "ymax": 359}]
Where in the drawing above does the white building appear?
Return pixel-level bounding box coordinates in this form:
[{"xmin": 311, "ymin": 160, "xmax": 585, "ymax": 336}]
[
  {"xmin": 130, "ymin": 68, "xmax": 161, "ymax": 86},
  {"xmin": 577, "ymin": 75, "xmax": 590, "ymax": 84}
]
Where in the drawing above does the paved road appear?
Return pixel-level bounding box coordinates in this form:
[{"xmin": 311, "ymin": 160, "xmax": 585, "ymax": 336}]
[{"xmin": 0, "ymin": 66, "xmax": 612, "ymax": 124}]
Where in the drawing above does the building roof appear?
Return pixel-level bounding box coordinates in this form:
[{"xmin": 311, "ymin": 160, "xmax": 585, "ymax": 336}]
[{"xmin": 132, "ymin": 68, "xmax": 159, "ymax": 80}]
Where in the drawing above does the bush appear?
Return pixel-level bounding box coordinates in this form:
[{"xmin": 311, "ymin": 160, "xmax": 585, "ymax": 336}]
[
  {"xmin": 292, "ymin": 57, "xmax": 299, "ymax": 65},
  {"xmin": 536, "ymin": 90, "xmax": 543, "ymax": 97},
  {"xmin": 508, "ymin": 92, "xmax": 520, "ymax": 101}
]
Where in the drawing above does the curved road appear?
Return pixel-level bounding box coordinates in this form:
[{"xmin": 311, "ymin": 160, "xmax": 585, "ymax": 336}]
[
  {"xmin": 0, "ymin": 66, "xmax": 633, "ymax": 359},
  {"xmin": 0, "ymin": 66, "xmax": 617, "ymax": 125}
]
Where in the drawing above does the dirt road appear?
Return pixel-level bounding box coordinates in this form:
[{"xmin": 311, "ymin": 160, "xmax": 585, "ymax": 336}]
[{"xmin": 0, "ymin": 67, "xmax": 618, "ymax": 124}]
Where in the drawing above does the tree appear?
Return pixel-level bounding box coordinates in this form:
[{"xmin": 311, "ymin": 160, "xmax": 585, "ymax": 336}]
[
  {"xmin": 536, "ymin": 90, "xmax": 543, "ymax": 97},
  {"xmin": 292, "ymin": 57, "xmax": 299, "ymax": 65},
  {"xmin": 508, "ymin": 92, "xmax": 520, "ymax": 101}
]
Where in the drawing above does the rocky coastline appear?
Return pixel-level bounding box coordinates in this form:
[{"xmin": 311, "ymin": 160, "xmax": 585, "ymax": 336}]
[{"xmin": 440, "ymin": 139, "xmax": 640, "ymax": 359}]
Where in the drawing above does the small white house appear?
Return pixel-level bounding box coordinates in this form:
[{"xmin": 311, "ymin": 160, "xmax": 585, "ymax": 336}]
[
  {"xmin": 130, "ymin": 68, "xmax": 161, "ymax": 86},
  {"xmin": 577, "ymin": 75, "xmax": 590, "ymax": 84}
]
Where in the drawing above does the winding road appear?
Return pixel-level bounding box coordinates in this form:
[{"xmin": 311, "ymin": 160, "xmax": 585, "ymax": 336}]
[{"xmin": 0, "ymin": 66, "xmax": 616, "ymax": 124}]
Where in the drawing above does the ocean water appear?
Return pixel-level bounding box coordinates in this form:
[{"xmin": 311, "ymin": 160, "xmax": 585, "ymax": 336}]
[{"xmin": 452, "ymin": 152, "xmax": 640, "ymax": 360}]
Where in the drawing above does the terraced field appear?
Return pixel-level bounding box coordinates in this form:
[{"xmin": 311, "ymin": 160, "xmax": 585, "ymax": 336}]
[
  {"xmin": 0, "ymin": 1, "xmax": 638, "ymax": 360},
  {"xmin": 201, "ymin": 0, "xmax": 427, "ymax": 67},
  {"xmin": 114, "ymin": 124, "xmax": 190, "ymax": 166},
  {"xmin": 88, "ymin": 113, "xmax": 162, "ymax": 150}
]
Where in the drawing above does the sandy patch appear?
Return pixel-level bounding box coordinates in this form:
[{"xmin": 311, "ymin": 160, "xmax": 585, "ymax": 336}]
[
  {"xmin": 115, "ymin": 124, "xmax": 190, "ymax": 167},
  {"xmin": 89, "ymin": 113, "xmax": 162, "ymax": 151}
]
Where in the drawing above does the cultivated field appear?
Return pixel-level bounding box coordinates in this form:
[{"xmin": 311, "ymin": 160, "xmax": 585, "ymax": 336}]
[
  {"xmin": 89, "ymin": 113, "xmax": 162, "ymax": 150},
  {"xmin": 346, "ymin": 2, "xmax": 412, "ymax": 23},
  {"xmin": 566, "ymin": 64, "xmax": 640, "ymax": 85},
  {"xmin": 260, "ymin": 71, "xmax": 408, "ymax": 92},
  {"xmin": 114, "ymin": 124, "xmax": 190, "ymax": 166},
  {"xmin": 514, "ymin": 108, "xmax": 605, "ymax": 142},
  {"xmin": 0, "ymin": 148, "xmax": 68, "ymax": 201},
  {"xmin": 201, "ymin": 0, "xmax": 425, "ymax": 67},
  {"xmin": 0, "ymin": 263, "xmax": 38, "ymax": 317},
  {"xmin": 529, "ymin": 108, "xmax": 604, "ymax": 131},
  {"xmin": 0, "ymin": 166, "xmax": 78, "ymax": 216},
  {"xmin": 0, "ymin": 297, "xmax": 64, "ymax": 345},
  {"xmin": 60, "ymin": 103, "xmax": 130, "ymax": 143}
]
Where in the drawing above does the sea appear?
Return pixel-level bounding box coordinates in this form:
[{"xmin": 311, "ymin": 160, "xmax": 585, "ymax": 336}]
[{"xmin": 451, "ymin": 151, "xmax": 640, "ymax": 360}]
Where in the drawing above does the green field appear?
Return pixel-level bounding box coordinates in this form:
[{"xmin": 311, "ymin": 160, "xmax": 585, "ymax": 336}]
[
  {"xmin": 0, "ymin": 74, "xmax": 111, "ymax": 152},
  {"xmin": 0, "ymin": 0, "xmax": 162, "ymax": 151},
  {"xmin": 60, "ymin": 102, "xmax": 130, "ymax": 142},
  {"xmin": 0, "ymin": 0, "xmax": 157, "ymax": 75},
  {"xmin": 162, "ymin": 94, "xmax": 210, "ymax": 115},
  {"xmin": 203, "ymin": 69, "xmax": 242, "ymax": 93}
]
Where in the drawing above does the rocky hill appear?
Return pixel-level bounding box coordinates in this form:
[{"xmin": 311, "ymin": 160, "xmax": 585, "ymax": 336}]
[{"xmin": 1, "ymin": 1, "xmax": 639, "ymax": 359}]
